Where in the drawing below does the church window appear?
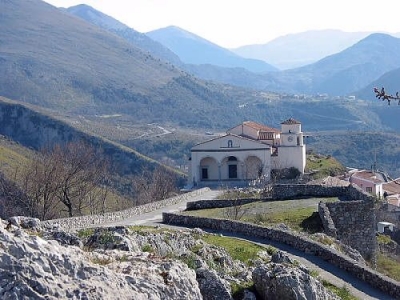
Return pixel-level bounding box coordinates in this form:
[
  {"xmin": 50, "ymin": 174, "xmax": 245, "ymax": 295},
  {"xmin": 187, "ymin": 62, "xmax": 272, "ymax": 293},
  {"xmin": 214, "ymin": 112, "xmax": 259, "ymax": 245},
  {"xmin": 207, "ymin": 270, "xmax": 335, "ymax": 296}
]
[{"xmin": 227, "ymin": 140, "xmax": 233, "ymax": 148}]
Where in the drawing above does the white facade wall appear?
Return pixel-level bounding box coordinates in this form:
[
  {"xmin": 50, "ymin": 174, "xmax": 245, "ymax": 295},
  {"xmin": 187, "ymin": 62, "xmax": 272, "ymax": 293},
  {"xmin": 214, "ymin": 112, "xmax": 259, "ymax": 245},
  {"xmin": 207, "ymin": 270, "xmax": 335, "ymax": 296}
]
[{"xmin": 190, "ymin": 135, "xmax": 272, "ymax": 186}]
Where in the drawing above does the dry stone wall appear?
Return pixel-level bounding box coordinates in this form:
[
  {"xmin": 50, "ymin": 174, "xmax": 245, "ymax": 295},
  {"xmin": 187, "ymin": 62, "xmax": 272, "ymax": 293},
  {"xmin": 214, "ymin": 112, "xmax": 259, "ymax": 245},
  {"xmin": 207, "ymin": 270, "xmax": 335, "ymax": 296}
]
[
  {"xmin": 272, "ymin": 184, "xmax": 376, "ymax": 259},
  {"xmin": 271, "ymin": 184, "xmax": 374, "ymax": 201},
  {"xmin": 186, "ymin": 198, "xmax": 259, "ymax": 210},
  {"xmin": 163, "ymin": 213, "xmax": 400, "ymax": 299},
  {"xmin": 323, "ymin": 200, "xmax": 376, "ymax": 260},
  {"xmin": 41, "ymin": 188, "xmax": 211, "ymax": 231}
]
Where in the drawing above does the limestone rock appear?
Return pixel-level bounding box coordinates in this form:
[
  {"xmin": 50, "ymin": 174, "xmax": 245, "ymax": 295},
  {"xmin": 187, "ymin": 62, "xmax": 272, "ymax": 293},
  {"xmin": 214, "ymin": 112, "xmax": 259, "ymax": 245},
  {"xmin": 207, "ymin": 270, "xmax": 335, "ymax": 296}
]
[
  {"xmin": 253, "ymin": 252, "xmax": 340, "ymax": 300},
  {"xmin": 196, "ymin": 267, "xmax": 232, "ymax": 300},
  {"xmin": 0, "ymin": 221, "xmax": 202, "ymax": 299},
  {"xmin": 8, "ymin": 216, "xmax": 40, "ymax": 230}
]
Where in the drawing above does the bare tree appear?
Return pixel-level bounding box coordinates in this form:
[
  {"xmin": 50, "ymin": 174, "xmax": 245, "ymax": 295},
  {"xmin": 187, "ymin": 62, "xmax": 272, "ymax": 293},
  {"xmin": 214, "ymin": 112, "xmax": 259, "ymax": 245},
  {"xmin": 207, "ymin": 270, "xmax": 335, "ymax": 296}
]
[
  {"xmin": 50, "ymin": 141, "xmax": 109, "ymax": 217},
  {"xmin": 0, "ymin": 172, "xmax": 30, "ymax": 219},
  {"xmin": 373, "ymin": 87, "xmax": 400, "ymax": 105},
  {"xmin": 132, "ymin": 166, "xmax": 178, "ymax": 205},
  {"xmin": 20, "ymin": 152, "xmax": 60, "ymax": 220},
  {"xmin": 223, "ymin": 201, "xmax": 248, "ymax": 220},
  {"xmin": 20, "ymin": 141, "xmax": 110, "ymax": 219}
]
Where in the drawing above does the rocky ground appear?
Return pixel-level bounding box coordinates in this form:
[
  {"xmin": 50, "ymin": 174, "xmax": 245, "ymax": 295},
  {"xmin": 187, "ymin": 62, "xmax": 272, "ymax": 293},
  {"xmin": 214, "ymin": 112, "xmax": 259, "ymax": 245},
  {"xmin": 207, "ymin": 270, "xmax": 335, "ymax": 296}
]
[{"xmin": 0, "ymin": 216, "xmax": 342, "ymax": 300}]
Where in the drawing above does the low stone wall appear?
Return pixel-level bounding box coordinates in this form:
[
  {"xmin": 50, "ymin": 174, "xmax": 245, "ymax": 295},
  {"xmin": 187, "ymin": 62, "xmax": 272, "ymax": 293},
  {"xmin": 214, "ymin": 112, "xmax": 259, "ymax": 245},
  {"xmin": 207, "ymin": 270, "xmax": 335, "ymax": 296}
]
[
  {"xmin": 272, "ymin": 184, "xmax": 374, "ymax": 202},
  {"xmin": 186, "ymin": 198, "xmax": 259, "ymax": 210},
  {"xmin": 163, "ymin": 213, "xmax": 400, "ymax": 299},
  {"xmin": 42, "ymin": 188, "xmax": 211, "ymax": 231}
]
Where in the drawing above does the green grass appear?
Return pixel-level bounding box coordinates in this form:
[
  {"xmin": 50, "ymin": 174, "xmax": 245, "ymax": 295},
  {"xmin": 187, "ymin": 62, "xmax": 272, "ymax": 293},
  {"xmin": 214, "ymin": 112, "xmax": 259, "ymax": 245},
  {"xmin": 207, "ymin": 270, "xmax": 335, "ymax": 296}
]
[
  {"xmin": 321, "ymin": 280, "xmax": 358, "ymax": 300},
  {"xmin": 376, "ymin": 253, "xmax": 400, "ymax": 281},
  {"xmin": 376, "ymin": 234, "xmax": 392, "ymax": 245},
  {"xmin": 141, "ymin": 244, "xmax": 154, "ymax": 253},
  {"xmin": 183, "ymin": 198, "xmax": 338, "ymax": 233},
  {"xmin": 0, "ymin": 136, "xmax": 34, "ymax": 179},
  {"xmin": 305, "ymin": 153, "xmax": 347, "ymax": 179},
  {"xmin": 77, "ymin": 228, "xmax": 95, "ymax": 238},
  {"xmin": 243, "ymin": 207, "xmax": 318, "ymax": 231},
  {"xmin": 201, "ymin": 234, "xmax": 266, "ymax": 265}
]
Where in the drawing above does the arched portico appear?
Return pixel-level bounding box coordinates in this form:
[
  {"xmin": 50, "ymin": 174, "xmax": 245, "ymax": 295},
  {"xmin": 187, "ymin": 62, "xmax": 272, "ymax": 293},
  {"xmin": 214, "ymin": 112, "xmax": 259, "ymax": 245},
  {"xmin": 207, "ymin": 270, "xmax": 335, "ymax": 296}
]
[{"xmin": 189, "ymin": 134, "xmax": 273, "ymax": 187}]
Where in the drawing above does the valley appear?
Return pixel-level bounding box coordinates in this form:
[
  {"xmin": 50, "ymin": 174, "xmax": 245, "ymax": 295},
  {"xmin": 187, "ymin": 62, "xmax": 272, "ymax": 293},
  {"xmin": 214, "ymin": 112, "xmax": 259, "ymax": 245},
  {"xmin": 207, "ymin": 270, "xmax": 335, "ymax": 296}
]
[{"xmin": 0, "ymin": 0, "xmax": 400, "ymax": 186}]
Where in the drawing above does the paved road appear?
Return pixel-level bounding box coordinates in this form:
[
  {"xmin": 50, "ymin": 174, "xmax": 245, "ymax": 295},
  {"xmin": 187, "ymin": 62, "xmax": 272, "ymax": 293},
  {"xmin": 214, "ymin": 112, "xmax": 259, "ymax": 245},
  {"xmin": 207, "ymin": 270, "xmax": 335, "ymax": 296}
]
[
  {"xmin": 102, "ymin": 189, "xmax": 395, "ymax": 300},
  {"xmin": 105, "ymin": 189, "xmax": 223, "ymax": 227}
]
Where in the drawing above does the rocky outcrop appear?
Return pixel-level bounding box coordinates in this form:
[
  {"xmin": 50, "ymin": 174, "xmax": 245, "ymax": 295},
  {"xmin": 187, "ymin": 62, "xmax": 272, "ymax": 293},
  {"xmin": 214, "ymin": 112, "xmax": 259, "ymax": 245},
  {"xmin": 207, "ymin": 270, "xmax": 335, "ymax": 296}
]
[
  {"xmin": 253, "ymin": 252, "xmax": 340, "ymax": 300},
  {"xmin": 0, "ymin": 219, "xmax": 202, "ymax": 300},
  {"xmin": 0, "ymin": 217, "xmax": 342, "ymax": 300}
]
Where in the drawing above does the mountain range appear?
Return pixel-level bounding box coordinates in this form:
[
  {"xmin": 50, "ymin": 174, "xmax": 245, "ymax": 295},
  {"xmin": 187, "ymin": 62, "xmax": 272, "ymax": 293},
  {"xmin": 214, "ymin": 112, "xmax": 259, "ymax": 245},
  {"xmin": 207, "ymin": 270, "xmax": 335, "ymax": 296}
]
[
  {"xmin": 0, "ymin": 0, "xmax": 400, "ymax": 178},
  {"xmin": 65, "ymin": 4, "xmax": 400, "ymax": 99},
  {"xmin": 231, "ymin": 30, "xmax": 383, "ymax": 70}
]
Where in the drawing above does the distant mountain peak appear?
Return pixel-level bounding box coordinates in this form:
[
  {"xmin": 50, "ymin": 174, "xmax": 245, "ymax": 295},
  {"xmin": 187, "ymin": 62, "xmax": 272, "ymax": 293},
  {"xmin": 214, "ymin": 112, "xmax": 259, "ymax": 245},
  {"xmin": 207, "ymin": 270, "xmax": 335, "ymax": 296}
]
[
  {"xmin": 148, "ymin": 26, "xmax": 211, "ymax": 43},
  {"xmin": 67, "ymin": 4, "xmax": 129, "ymax": 31}
]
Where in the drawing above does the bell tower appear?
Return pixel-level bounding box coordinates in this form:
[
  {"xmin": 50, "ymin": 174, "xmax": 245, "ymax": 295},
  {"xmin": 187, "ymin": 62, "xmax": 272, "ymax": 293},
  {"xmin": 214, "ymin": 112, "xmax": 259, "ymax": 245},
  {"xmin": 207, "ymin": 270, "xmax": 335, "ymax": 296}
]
[{"xmin": 278, "ymin": 118, "xmax": 306, "ymax": 173}]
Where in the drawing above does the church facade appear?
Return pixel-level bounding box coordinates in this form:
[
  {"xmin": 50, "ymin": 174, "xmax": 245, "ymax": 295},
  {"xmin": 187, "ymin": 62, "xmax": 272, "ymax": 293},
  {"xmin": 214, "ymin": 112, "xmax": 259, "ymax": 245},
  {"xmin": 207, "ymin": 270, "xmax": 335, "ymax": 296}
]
[{"xmin": 189, "ymin": 118, "xmax": 306, "ymax": 187}]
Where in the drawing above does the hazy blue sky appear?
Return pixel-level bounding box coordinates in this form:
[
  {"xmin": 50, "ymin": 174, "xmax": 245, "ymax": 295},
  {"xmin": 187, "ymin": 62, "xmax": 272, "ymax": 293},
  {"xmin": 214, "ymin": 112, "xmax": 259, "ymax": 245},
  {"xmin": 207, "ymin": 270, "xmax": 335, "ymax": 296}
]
[{"xmin": 44, "ymin": 0, "xmax": 400, "ymax": 48}]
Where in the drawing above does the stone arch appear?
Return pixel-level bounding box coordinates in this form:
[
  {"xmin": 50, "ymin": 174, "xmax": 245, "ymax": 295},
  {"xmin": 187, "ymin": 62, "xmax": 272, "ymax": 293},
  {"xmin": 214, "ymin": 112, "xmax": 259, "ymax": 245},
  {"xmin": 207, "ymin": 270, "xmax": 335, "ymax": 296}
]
[
  {"xmin": 244, "ymin": 156, "xmax": 263, "ymax": 180},
  {"xmin": 199, "ymin": 156, "xmax": 219, "ymax": 180}
]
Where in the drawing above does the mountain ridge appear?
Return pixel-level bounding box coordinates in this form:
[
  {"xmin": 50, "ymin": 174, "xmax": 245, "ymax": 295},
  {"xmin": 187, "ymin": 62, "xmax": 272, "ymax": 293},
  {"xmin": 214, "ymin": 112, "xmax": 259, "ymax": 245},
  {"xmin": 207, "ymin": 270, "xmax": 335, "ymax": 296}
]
[{"xmin": 146, "ymin": 25, "xmax": 278, "ymax": 73}]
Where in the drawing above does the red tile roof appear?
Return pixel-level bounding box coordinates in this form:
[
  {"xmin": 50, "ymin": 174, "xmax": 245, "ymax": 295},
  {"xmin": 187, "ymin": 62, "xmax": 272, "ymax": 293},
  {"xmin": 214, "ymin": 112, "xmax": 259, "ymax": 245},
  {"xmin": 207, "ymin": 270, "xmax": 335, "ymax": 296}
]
[
  {"xmin": 383, "ymin": 180, "xmax": 400, "ymax": 195},
  {"xmin": 351, "ymin": 171, "xmax": 384, "ymax": 184},
  {"xmin": 242, "ymin": 121, "xmax": 280, "ymax": 133}
]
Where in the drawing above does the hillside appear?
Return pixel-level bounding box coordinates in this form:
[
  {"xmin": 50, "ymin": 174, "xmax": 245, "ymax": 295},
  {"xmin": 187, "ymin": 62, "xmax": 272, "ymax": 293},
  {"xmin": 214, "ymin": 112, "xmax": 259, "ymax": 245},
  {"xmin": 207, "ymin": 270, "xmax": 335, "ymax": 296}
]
[
  {"xmin": 0, "ymin": 96, "xmax": 183, "ymax": 179},
  {"xmin": 356, "ymin": 66, "xmax": 400, "ymax": 101},
  {"xmin": 65, "ymin": 4, "xmax": 184, "ymax": 68},
  {"xmin": 307, "ymin": 131, "xmax": 400, "ymax": 178},
  {"xmin": 0, "ymin": 0, "xmax": 243, "ymax": 129}
]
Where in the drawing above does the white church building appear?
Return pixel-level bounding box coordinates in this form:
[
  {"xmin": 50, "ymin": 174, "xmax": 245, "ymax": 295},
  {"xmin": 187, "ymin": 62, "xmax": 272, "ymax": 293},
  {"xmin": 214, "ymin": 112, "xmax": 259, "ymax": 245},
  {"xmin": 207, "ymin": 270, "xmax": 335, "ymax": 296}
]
[{"xmin": 189, "ymin": 118, "xmax": 306, "ymax": 187}]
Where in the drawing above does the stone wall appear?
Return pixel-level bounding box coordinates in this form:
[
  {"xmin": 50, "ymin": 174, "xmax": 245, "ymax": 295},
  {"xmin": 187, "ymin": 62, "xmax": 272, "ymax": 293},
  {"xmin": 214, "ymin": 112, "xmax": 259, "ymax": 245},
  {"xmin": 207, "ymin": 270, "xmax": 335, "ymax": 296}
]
[
  {"xmin": 271, "ymin": 183, "xmax": 377, "ymax": 259},
  {"xmin": 42, "ymin": 188, "xmax": 211, "ymax": 231},
  {"xmin": 324, "ymin": 200, "xmax": 376, "ymax": 260},
  {"xmin": 186, "ymin": 198, "xmax": 259, "ymax": 210},
  {"xmin": 162, "ymin": 213, "xmax": 400, "ymax": 299},
  {"xmin": 272, "ymin": 184, "xmax": 374, "ymax": 202}
]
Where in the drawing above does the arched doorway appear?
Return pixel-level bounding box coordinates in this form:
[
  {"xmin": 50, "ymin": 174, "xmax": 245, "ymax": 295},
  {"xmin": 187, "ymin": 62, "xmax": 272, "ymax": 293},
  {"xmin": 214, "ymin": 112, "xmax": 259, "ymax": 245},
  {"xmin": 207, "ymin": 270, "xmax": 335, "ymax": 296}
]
[
  {"xmin": 199, "ymin": 157, "xmax": 218, "ymax": 181},
  {"xmin": 245, "ymin": 156, "xmax": 263, "ymax": 180},
  {"xmin": 221, "ymin": 156, "xmax": 239, "ymax": 180}
]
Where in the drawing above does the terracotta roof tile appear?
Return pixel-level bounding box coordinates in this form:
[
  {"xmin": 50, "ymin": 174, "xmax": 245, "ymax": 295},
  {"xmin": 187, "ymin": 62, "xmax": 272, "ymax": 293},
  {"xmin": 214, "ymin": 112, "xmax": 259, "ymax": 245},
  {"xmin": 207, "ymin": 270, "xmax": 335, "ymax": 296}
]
[
  {"xmin": 351, "ymin": 171, "xmax": 384, "ymax": 184},
  {"xmin": 383, "ymin": 180, "xmax": 400, "ymax": 194},
  {"xmin": 242, "ymin": 121, "xmax": 280, "ymax": 133}
]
